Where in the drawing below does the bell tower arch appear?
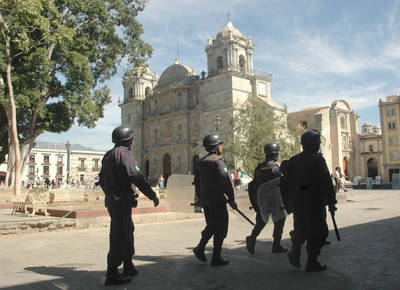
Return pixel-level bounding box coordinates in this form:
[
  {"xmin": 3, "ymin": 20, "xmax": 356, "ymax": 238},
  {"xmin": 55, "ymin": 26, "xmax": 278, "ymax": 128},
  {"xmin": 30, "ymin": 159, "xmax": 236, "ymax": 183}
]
[{"xmin": 205, "ymin": 21, "xmax": 254, "ymax": 77}]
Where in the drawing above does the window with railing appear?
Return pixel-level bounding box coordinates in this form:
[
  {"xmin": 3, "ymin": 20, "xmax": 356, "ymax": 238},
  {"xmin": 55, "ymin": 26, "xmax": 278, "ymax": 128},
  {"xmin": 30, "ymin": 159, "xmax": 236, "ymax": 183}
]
[
  {"xmin": 57, "ymin": 166, "xmax": 63, "ymax": 175},
  {"xmin": 389, "ymin": 150, "xmax": 399, "ymax": 161},
  {"xmin": 388, "ymin": 122, "xmax": 396, "ymax": 130},
  {"xmin": 43, "ymin": 155, "xmax": 50, "ymax": 164},
  {"xmin": 29, "ymin": 165, "xmax": 35, "ymax": 174},
  {"xmin": 43, "ymin": 166, "xmax": 49, "ymax": 175},
  {"xmin": 57, "ymin": 155, "xmax": 63, "ymax": 164},
  {"xmin": 29, "ymin": 155, "xmax": 35, "ymax": 163},
  {"xmin": 386, "ymin": 107, "xmax": 396, "ymax": 116},
  {"xmin": 388, "ymin": 136, "xmax": 398, "ymax": 146}
]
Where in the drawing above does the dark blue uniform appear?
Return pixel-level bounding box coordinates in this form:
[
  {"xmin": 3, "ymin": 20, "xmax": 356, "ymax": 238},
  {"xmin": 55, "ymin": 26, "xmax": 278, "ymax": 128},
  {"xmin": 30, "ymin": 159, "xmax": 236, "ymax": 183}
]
[
  {"xmin": 99, "ymin": 146, "xmax": 157, "ymax": 273},
  {"xmin": 196, "ymin": 153, "xmax": 235, "ymax": 241},
  {"xmin": 250, "ymin": 161, "xmax": 286, "ymax": 242},
  {"xmin": 286, "ymin": 151, "xmax": 336, "ymax": 263}
]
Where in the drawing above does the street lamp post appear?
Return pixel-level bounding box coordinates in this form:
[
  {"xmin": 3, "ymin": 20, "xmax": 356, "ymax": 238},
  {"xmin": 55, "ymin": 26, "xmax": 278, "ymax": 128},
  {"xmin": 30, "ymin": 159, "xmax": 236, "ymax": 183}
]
[
  {"xmin": 212, "ymin": 115, "xmax": 222, "ymax": 132},
  {"xmin": 66, "ymin": 141, "xmax": 71, "ymax": 184}
]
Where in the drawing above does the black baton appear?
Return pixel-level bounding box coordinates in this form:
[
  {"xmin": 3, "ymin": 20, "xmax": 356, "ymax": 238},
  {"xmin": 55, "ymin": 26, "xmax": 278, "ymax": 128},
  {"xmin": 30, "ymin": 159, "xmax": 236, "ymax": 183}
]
[
  {"xmin": 330, "ymin": 211, "xmax": 341, "ymax": 241},
  {"xmin": 235, "ymin": 208, "xmax": 255, "ymax": 226}
]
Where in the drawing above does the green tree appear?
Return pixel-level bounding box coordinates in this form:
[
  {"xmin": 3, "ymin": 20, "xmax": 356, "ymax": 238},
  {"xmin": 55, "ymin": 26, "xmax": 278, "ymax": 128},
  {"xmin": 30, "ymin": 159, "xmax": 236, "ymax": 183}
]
[
  {"xmin": 224, "ymin": 98, "xmax": 303, "ymax": 176},
  {"xmin": 0, "ymin": 0, "xmax": 152, "ymax": 194}
]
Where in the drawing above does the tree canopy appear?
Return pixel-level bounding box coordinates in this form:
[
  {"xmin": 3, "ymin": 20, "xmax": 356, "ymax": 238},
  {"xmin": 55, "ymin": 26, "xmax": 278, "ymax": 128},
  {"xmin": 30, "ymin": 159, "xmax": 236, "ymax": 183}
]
[
  {"xmin": 223, "ymin": 98, "xmax": 303, "ymax": 175},
  {"xmin": 0, "ymin": 0, "xmax": 152, "ymax": 187}
]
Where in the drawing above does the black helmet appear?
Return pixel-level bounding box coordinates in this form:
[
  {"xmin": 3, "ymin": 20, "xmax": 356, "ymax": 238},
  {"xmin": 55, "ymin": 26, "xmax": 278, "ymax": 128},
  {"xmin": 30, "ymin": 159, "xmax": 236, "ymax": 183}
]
[
  {"xmin": 203, "ymin": 134, "xmax": 224, "ymax": 152},
  {"xmin": 301, "ymin": 130, "xmax": 321, "ymax": 145},
  {"xmin": 264, "ymin": 142, "xmax": 280, "ymax": 154},
  {"xmin": 112, "ymin": 125, "xmax": 134, "ymax": 144}
]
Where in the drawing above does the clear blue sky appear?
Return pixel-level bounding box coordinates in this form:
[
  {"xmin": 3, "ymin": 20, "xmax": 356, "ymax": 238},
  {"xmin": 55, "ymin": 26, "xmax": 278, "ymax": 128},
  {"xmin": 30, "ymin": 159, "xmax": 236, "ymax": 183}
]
[{"xmin": 38, "ymin": 0, "xmax": 400, "ymax": 150}]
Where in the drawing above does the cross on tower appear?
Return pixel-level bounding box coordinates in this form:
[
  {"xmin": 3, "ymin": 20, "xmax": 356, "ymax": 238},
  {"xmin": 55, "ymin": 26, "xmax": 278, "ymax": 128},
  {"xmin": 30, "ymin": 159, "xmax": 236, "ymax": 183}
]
[{"xmin": 226, "ymin": 8, "xmax": 232, "ymax": 22}]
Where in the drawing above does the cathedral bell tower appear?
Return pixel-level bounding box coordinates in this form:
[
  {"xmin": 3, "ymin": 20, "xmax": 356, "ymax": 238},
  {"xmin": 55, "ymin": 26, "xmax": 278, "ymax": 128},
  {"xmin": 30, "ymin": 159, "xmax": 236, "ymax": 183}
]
[
  {"xmin": 122, "ymin": 67, "xmax": 158, "ymax": 103},
  {"xmin": 205, "ymin": 21, "xmax": 254, "ymax": 77}
]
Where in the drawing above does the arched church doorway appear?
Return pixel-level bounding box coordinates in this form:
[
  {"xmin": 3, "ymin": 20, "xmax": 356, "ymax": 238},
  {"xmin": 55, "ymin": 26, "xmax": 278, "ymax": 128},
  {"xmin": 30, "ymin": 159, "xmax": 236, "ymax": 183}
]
[
  {"xmin": 367, "ymin": 158, "xmax": 378, "ymax": 178},
  {"xmin": 192, "ymin": 155, "xmax": 199, "ymax": 175},
  {"xmin": 343, "ymin": 157, "xmax": 348, "ymax": 179},
  {"xmin": 163, "ymin": 153, "xmax": 172, "ymax": 185}
]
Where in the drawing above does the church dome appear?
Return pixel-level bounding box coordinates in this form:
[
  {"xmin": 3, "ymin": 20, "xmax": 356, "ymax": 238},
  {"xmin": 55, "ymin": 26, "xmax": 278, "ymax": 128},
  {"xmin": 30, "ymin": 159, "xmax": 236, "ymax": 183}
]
[
  {"xmin": 157, "ymin": 59, "xmax": 194, "ymax": 88},
  {"xmin": 216, "ymin": 21, "xmax": 244, "ymax": 40}
]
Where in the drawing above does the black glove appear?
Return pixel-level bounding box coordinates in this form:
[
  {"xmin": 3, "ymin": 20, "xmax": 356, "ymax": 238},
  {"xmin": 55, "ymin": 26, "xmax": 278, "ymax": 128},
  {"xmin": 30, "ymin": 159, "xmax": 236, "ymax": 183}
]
[
  {"xmin": 153, "ymin": 197, "xmax": 159, "ymax": 207},
  {"xmin": 229, "ymin": 200, "xmax": 238, "ymax": 210},
  {"xmin": 328, "ymin": 204, "xmax": 337, "ymax": 213}
]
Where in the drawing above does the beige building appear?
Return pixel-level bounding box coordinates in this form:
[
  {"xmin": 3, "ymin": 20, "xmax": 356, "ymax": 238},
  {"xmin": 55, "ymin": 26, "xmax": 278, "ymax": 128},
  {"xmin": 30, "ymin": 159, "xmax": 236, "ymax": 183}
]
[
  {"xmin": 0, "ymin": 144, "xmax": 104, "ymax": 187},
  {"xmin": 379, "ymin": 94, "xmax": 400, "ymax": 182},
  {"xmin": 287, "ymin": 99, "xmax": 360, "ymax": 179},
  {"xmin": 120, "ymin": 21, "xmax": 284, "ymax": 181},
  {"xmin": 359, "ymin": 123, "xmax": 383, "ymax": 181}
]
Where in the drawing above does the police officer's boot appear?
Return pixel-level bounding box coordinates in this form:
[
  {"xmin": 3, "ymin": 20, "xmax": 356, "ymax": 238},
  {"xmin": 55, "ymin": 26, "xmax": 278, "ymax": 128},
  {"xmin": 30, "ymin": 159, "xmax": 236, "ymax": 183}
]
[
  {"xmin": 193, "ymin": 238, "xmax": 207, "ymax": 262},
  {"xmin": 245, "ymin": 235, "xmax": 256, "ymax": 255},
  {"xmin": 105, "ymin": 266, "xmax": 131, "ymax": 286},
  {"xmin": 305, "ymin": 259, "xmax": 327, "ymax": 272},
  {"xmin": 272, "ymin": 239, "xmax": 288, "ymax": 253},
  {"xmin": 210, "ymin": 239, "xmax": 229, "ymax": 266},
  {"xmin": 287, "ymin": 247, "xmax": 301, "ymax": 268},
  {"xmin": 123, "ymin": 258, "xmax": 139, "ymax": 277}
]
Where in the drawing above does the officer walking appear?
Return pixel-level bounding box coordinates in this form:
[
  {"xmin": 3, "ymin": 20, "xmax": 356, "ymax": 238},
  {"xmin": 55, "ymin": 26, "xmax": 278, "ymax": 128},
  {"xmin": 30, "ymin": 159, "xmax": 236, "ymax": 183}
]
[
  {"xmin": 99, "ymin": 126, "xmax": 159, "ymax": 285},
  {"xmin": 286, "ymin": 130, "xmax": 337, "ymax": 272},
  {"xmin": 193, "ymin": 134, "xmax": 237, "ymax": 266},
  {"xmin": 245, "ymin": 142, "xmax": 288, "ymax": 254}
]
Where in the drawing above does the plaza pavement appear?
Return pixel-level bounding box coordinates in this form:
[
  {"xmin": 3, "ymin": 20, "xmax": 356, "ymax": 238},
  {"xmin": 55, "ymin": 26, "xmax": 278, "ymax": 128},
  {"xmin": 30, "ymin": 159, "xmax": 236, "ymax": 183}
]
[{"xmin": 0, "ymin": 189, "xmax": 399, "ymax": 289}]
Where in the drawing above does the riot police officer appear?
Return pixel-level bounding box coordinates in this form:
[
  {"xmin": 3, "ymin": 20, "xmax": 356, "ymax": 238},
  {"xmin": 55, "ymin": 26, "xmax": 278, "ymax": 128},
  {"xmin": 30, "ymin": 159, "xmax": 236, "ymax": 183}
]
[
  {"xmin": 193, "ymin": 134, "xmax": 237, "ymax": 266},
  {"xmin": 286, "ymin": 130, "xmax": 337, "ymax": 272},
  {"xmin": 245, "ymin": 142, "xmax": 288, "ymax": 254},
  {"xmin": 99, "ymin": 126, "xmax": 159, "ymax": 285}
]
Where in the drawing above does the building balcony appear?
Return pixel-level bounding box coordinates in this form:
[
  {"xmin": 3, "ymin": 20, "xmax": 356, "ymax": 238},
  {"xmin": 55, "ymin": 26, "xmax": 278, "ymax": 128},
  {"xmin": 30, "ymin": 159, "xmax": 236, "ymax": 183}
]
[
  {"xmin": 77, "ymin": 167, "xmax": 87, "ymax": 171},
  {"xmin": 92, "ymin": 167, "xmax": 100, "ymax": 172}
]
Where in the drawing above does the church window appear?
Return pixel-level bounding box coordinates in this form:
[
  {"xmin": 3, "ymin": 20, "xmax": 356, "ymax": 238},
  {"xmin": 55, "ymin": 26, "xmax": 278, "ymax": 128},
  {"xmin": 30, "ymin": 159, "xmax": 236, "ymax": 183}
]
[
  {"xmin": 217, "ymin": 56, "xmax": 223, "ymax": 70},
  {"xmin": 340, "ymin": 117, "xmax": 346, "ymax": 129},
  {"xmin": 299, "ymin": 121, "xmax": 307, "ymax": 129},
  {"xmin": 239, "ymin": 55, "xmax": 246, "ymax": 72},
  {"xmin": 258, "ymin": 81, "xmax": 267, "ymax": 96},
  {"xmin": 145, "ymin": 87, "xmax": 151, "ymax": 96}
]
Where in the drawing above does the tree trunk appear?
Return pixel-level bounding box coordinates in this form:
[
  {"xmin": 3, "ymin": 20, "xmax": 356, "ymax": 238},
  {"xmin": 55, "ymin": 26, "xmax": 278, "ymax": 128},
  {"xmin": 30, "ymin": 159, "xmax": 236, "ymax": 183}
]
[
  {"xmin": 6, "ymin": 138, "xmax": 15, "ymax": 187},
  {"xmin": 3, "ymin": 31, "xmax": 21, "ymax": 196}
]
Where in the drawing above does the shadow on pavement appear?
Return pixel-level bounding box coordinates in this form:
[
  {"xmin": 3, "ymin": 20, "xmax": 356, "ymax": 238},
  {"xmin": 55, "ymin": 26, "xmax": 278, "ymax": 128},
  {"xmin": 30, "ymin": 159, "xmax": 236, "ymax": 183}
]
[{"xmin": 4, "ymin": 216, "xmax": 400, "ymax": 290}]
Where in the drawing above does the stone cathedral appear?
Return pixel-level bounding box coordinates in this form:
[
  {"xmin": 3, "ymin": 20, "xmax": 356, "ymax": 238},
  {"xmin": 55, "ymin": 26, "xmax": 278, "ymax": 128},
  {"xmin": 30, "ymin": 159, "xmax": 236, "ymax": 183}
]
[{"xmin": 120, "ymin": 21, "xmax": 285, "ymax": 181}]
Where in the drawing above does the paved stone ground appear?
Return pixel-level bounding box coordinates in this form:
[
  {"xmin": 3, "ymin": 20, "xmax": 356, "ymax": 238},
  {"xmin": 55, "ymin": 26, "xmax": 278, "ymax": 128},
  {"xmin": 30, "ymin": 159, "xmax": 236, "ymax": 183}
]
[{"xmin": 0, "ymin": 189, "xmax": 399, "ymax": 289}]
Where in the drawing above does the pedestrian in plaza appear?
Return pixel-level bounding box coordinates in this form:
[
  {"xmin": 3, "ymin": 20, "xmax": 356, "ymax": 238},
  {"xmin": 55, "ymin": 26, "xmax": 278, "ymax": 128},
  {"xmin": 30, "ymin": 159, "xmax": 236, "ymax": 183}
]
[
  {"xmin": 286, "ymin": 130, "xmax": 337, "ymax": 272},
  {"xmin": 157, "ymin": 174, "xmax": 165, "ymax": 189},
  {"xmin": 99, "ymin": 125, "xmax": 159, "ymax": 286},
  {"xmin": 334, "ymin": 167, "xmax": 348, "ymax": 193},
  {"xmin": 233, "ymin": 170, "xmax": 241, "ymax": 190},
  {"xmin": 245, "ymin": 142, "xmax": 288, "ymax": 255},
  {"xmin": 193, "ymin": 133, "xmax": 237, "ymax": 266}
]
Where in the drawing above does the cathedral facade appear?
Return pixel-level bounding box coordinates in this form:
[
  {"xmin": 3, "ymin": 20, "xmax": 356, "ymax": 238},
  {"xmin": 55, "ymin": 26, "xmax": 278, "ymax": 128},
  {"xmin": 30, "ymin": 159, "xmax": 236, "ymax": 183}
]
[
  {"xmin": 287, "ymin": 100, "xmax": 361, "ymax": 179},
  {"xmin": 120, "ymin": 22, "xmax": 284, "ymax": 181}
]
